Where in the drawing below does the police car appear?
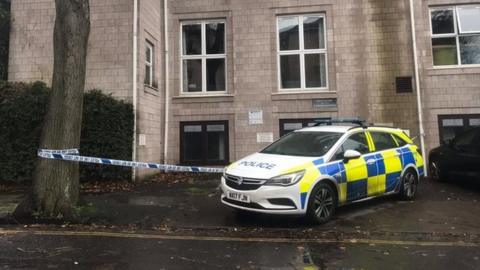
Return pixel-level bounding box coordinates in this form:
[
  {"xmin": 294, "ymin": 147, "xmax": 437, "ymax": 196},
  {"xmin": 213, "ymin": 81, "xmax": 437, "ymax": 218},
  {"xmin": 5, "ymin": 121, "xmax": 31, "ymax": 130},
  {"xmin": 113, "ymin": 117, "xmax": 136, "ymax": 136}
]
[{"xmin": 220, "ymin": 119, "xmax": 424, "ymax": 224}]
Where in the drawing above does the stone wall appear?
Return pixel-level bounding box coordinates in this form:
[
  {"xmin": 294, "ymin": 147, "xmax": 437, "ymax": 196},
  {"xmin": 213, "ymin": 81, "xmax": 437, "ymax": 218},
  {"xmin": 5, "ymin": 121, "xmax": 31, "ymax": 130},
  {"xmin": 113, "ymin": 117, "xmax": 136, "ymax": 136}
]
[{"xmin": 8, "ymin": 0, "xmax": 134, "ymax": 100}]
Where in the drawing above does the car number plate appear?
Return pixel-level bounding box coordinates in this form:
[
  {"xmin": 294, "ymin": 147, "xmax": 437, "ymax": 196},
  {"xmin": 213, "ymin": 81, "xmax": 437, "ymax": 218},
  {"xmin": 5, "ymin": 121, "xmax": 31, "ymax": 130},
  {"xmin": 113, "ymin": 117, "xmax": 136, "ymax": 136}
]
[{"xmin": 227, "ymin": 192, "xmax": 250, "ymax": 203}]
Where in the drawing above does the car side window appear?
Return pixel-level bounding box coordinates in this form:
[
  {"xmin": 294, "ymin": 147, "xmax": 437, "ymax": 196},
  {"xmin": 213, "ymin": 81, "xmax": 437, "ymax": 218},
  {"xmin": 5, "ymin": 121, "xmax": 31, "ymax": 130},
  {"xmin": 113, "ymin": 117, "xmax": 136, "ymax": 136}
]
[
  {"xmin": 333, "ymin": 132, "xmax": 370, "ymax": 161},
  {"xmin": 370, "ymin": 132, "xmax": 398, "ymax": 151}
]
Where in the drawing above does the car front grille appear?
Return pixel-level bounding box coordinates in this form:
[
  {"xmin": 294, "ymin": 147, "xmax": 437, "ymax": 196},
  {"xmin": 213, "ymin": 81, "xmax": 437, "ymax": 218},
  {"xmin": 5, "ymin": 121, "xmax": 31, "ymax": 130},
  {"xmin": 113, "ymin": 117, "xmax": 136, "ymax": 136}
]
[{"xmin": 224, "ymin": 174, "xmax": 266, "ymax": 191}]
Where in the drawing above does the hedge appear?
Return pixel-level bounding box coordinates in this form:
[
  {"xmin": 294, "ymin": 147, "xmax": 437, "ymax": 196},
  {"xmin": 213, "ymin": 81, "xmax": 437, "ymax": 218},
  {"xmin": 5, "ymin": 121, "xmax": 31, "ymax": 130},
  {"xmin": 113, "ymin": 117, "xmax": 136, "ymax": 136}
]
[{"xmin": 0, "ymin": 81, "xmax": 134, "ymax": 183}]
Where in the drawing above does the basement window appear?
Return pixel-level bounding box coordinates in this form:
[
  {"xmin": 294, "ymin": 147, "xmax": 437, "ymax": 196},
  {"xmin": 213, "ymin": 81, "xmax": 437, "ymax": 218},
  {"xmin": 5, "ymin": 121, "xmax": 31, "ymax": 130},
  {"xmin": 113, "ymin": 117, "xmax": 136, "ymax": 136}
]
[
  {"xmin": 279, "ymin": 118, "xmax": 318, "ymax": 137},
  {"xmin": 438, "ymin": 114, "xmax": 480, "ymax": 143}
]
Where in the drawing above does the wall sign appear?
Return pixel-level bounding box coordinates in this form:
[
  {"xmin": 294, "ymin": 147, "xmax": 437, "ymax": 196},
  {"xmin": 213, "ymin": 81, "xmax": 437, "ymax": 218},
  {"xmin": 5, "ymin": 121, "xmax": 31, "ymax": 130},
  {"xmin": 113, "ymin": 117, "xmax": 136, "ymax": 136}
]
[
  {"xmin": 312, "ymin": 98, "xmax": 337, "ymax": 109},
  {"xmin": 249, "ymin": 109, "xmax": 263, "ymax": 125},
  {"xmin": 257, "ymin": 132, "xmax": 274, "ymax": 143}
]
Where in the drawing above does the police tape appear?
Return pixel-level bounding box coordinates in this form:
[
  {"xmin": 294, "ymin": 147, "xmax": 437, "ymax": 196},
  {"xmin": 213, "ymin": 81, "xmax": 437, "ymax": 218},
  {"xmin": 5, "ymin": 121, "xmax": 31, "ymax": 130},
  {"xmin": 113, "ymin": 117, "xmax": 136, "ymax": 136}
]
[{"xmin": 37, "ymin": 149, "xmax": 225, "ymax": 174}]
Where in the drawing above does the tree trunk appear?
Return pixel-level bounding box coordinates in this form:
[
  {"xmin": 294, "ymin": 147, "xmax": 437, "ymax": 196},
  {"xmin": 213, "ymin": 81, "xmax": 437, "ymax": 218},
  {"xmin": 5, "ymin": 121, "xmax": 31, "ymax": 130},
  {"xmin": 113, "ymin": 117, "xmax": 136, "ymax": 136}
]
[{"xmin": 14, "ymin": 0, "xmax": 90, "ymax": 219}]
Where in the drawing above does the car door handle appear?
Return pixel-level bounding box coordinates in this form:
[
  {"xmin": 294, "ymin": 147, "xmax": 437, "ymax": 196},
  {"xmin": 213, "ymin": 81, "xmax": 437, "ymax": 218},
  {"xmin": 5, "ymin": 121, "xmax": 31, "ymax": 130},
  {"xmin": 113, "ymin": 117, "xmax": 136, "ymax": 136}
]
[{"xmin": 366, "ymin": 159, "xmax": 376, "ymax": 165}]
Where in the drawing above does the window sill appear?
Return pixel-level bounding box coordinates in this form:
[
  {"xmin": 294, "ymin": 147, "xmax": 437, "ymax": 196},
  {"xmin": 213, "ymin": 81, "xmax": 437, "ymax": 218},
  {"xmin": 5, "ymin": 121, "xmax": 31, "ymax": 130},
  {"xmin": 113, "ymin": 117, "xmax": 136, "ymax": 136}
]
[
  {"xmin": 144, "ymin": 84, "xmax": 159, "ymax": 96},
  {"xmin": 172, "ymin": 94, "xmax": 234, "ymax": 103},
  {"xmin": 271, "ymin": 90, "xmax": 337, "ymax": 101},
  {"xmin": 426, "ymin": 65, "xmax": 480, "ymax": 76}
]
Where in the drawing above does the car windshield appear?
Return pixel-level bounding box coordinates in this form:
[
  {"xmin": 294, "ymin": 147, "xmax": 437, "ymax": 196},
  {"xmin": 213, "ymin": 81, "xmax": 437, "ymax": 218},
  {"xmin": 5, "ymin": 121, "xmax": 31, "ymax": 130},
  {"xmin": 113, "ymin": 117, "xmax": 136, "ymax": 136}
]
[{"xmin": 261, "ymin": 131, "xmax": 343, "ymax": 157}]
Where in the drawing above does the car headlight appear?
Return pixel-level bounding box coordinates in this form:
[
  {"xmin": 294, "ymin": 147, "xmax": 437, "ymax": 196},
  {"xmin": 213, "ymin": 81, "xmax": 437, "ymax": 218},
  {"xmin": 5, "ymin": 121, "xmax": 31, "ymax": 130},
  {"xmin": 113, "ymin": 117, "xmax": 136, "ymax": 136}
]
[{"xmin": 265, "ymin": 170, "xmax": 305, "ymax": 186}]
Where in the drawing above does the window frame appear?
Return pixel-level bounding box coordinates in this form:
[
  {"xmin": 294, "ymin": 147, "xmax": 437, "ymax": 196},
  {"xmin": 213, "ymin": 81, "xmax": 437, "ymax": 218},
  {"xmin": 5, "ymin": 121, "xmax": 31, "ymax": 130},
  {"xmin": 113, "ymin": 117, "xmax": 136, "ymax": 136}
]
[
  {"xmin": 145, "ymin": 40, "xmax": 155, "ymax": 88},
  {"xmin": 429, "ymin": 5, "xmax": 480, "ymax": 68},
  {"xmin": 279, "ymin": 118, "xmax": 319, "ymax": 137},
  {"xmin": 276, "ymin": 14, "xmax": 329, "ymax": 92},
  {"xmin": 438, "ymin": 114, "xmax": 480, "ymax": 143},
  {"xmin": 179, "ymin": 120, "xmax": 230, "ymax": 166},
  {"xmin": 180, "ymin": 20, "xmax": 227, "ymax": 95}
]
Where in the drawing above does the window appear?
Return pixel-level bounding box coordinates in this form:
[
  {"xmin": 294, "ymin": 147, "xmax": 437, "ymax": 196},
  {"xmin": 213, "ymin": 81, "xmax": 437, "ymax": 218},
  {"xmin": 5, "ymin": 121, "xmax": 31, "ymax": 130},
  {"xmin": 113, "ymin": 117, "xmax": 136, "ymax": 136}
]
[
  {"xmin": 370, "ymin": 132, "xmax": 398, "ymax": 151},
  {"xmin": 392, "ymin": 134, "xmax": 409, "ymax": 147},
  {"xmin": 333, "ymin": 132, "xmax": 370, "ymax": 161},
  {"xmin": 279, "ymin": 118, "xmax": 320, "ymax": 136},
  {"xmin": 145, "ymin": 41, "xmax": 155, "ymax": 87},
  {"xmin": 181, "ymin": 21, "xmax": 226, "ymax": 93},
  {"xmin": 453, "ymin": 128, "xmax": 477, "ymax": 147},
  {"xmin": 430, "ymin": 6, "xmax": 480, "ymax": 66},
  {"xmin": 438, "ymin": 114, "xmax": 480, "ymax": 143},
  {"xmin": 277, "ymin": 15, "xmax": 328, "ymax": 90},
  {"xmin": 180, "ymin": 121, "xmax": 229, "ymax": 165},
  {"xmin": 261, "ymin": 131, "xmax": 342, "ymax": 157}
]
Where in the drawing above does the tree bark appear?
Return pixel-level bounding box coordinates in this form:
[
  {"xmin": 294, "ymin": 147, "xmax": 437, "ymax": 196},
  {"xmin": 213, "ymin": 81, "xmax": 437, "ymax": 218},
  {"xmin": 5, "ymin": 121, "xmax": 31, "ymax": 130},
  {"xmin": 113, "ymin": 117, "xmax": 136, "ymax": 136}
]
[{"xmin": 14, "ymin": 0, "xmax": 90, "ymax": 219}]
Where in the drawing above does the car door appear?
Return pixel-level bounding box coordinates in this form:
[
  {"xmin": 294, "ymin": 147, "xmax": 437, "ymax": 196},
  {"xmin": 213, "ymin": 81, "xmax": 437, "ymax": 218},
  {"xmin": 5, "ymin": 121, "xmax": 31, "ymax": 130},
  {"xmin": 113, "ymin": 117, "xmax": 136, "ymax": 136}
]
[
  {"xmin": 368, "ymin": 131, "xmax": 403, "ymax": 194},
  {"xmin": 449, "ymin": 128, "xmax": 480, "ymax": 178},
  {"xmin": 473, "ymin": 130, "xmax": 480, "ymax": 178},
  {"xmin": 331, "ymin": 131, "xmax": 373, "ymax": 202}
]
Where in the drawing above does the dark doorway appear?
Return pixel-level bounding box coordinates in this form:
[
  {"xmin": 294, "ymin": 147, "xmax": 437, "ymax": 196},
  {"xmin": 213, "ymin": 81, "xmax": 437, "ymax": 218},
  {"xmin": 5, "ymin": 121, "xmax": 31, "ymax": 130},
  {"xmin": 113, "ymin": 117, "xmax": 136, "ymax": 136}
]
[{"xmin": 180, "ymin": 121, "xmax": 229, "ymax": 165}]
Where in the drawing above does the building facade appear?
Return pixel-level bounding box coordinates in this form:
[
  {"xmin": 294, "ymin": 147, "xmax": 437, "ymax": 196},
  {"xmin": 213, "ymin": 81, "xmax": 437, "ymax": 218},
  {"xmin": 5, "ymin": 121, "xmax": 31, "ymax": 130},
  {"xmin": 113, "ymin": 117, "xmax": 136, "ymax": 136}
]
[{"xmin": 8, "ymin": 0, "xmax": 480, "ymax": 179}]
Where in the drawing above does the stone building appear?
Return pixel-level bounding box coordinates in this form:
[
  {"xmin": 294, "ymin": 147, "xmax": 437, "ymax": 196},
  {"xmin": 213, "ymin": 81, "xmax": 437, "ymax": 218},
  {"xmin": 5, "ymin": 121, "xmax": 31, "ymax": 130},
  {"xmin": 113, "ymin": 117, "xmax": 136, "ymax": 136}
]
[{"xmin": 8, "ymin": 0, "xmax": 480, "ymax": 179}]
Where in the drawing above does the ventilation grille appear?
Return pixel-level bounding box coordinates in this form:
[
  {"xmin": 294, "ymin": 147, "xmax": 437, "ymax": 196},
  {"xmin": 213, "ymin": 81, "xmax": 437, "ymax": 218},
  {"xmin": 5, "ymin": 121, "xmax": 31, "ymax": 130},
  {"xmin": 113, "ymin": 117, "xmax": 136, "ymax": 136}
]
[{"xmin": 396, "ymin": 77, "xmax": 413, "ymax": 93}]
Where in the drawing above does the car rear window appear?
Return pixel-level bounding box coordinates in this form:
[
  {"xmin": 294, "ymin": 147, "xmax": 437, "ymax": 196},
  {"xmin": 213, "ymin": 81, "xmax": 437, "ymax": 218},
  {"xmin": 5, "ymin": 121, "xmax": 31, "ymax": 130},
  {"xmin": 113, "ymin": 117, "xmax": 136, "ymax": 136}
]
[
  {"xmin": 370, "ymin": 132, "xmax": 398, "ymax": 151},
  {"xmin": 261, "ymin": 131, "xmax": 342, "ymax": 157},
  {"xmin": 392, "ymin": 134, "xmax": 409, "ymax": 147}
]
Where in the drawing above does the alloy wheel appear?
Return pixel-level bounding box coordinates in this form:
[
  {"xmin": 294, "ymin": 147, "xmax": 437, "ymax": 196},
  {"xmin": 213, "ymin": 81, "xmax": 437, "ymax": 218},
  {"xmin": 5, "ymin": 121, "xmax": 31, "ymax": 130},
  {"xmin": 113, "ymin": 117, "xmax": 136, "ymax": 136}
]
[
  {"xmin": 403, "ymin": 171, "xmax": 417, "ymax": 198},
  {"xmin": 314, "ymin": 188, "xmax": 334, "ymax": 219}
]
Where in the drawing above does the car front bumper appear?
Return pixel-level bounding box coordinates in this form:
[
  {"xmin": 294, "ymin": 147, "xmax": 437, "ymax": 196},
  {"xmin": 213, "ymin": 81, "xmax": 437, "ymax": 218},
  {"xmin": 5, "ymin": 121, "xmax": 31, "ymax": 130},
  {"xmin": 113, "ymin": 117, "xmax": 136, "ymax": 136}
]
[{"xmin": 220, "ymin": 176, "xmax": 307, "ymax": 215}]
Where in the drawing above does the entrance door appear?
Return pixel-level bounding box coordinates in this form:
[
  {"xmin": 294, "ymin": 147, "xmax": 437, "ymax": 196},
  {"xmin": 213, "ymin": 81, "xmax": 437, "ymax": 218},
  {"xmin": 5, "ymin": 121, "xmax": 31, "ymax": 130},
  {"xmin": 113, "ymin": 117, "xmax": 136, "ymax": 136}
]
[{"xmin": 180, "ymin": 121, "xmax": 229, "ymax": 165}]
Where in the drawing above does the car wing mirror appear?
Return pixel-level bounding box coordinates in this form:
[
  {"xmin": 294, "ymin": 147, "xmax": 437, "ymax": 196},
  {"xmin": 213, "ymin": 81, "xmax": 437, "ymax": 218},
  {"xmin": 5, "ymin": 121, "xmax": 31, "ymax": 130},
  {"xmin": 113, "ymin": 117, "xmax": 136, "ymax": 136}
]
[{"xmin": 344, "ymin": 150, "xmax": 362, "ymax": 162}]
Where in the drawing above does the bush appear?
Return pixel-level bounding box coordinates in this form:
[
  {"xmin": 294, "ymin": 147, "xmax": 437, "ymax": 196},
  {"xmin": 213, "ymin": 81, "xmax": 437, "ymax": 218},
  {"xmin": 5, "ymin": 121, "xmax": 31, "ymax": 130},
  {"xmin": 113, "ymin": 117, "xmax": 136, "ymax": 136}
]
[
  {"xmin": 80, "ymin": 90, "xmax": 133, "ymax": 182},
  {"xmin": 0, "ymin": 82, "xmax": 134, "ymax": 183}
]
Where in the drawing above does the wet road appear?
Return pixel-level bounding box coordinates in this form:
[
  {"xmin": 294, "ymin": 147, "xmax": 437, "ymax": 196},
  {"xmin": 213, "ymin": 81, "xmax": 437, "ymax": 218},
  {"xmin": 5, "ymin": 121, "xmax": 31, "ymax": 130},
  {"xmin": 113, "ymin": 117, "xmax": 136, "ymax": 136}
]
[
  {"xmin": 1, "ymin": 177, "xmax": 479, "ymax": 269},
  {"xmin": 1, "ymin": 232, "xmax": 479, "ymax": 269}
]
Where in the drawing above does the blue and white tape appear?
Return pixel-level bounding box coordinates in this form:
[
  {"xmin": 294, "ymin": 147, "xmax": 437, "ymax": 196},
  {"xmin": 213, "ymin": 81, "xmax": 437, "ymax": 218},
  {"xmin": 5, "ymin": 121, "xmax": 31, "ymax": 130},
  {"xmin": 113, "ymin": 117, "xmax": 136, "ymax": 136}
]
[{"xmin": 37, "ymin": 149, "xmax": 225, "ymax": 174}]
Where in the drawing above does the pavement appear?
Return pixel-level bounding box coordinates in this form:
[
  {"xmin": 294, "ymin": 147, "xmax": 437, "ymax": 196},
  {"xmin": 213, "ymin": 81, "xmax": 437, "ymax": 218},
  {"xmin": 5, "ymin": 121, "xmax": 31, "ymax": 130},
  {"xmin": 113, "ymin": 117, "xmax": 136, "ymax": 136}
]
[{"xmin": 1, "ymin": 176, "xmax": 480, "ymax": 269}]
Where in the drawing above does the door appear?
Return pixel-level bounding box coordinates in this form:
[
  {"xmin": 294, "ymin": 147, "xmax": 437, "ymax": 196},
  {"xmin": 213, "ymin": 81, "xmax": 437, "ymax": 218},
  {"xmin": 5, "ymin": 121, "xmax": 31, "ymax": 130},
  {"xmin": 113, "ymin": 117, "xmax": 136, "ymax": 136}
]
[
  {"xmin": 368, "ymin": 131, "xmax": 403, "ymax": 194},
  {"xmin": 448, "ymin": 128, "xmax": 480, "ymax": 178},
  {"xmin": 332, "ymin": 132, "xmax": 372, "ymax": 201},
  {"xmin": 180, "ymin": 121, "xmax": 229, "ymax": 165}
]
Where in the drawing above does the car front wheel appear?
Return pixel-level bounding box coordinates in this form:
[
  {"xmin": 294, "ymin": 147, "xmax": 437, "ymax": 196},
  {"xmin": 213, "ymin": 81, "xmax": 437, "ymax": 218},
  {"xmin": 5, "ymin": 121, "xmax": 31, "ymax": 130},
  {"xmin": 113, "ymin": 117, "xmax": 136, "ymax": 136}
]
[{"xmin": 306, "ymin": 182, "xmax": 337, "ymax": 224}]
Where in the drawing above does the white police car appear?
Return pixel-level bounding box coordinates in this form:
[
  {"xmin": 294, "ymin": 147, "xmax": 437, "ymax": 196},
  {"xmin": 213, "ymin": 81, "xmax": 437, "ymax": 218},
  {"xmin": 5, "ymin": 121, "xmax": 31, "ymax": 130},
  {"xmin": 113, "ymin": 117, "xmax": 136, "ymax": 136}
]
[{"xmin": 220, "ymin": 119, "xmax": 424, "ymax": 224}]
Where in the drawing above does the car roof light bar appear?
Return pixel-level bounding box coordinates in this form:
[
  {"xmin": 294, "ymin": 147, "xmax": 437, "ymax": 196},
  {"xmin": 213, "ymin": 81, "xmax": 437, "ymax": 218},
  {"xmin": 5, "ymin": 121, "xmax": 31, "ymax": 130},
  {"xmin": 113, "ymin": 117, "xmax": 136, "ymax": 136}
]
[{"xmin": 314, "ymin": 117, "xmax": 367, "ymax": 128}]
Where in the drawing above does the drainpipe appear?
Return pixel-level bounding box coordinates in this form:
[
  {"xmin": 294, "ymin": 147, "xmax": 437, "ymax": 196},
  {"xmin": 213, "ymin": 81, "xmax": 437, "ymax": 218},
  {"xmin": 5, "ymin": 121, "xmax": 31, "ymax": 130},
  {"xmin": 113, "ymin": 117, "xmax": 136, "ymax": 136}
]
[
  {"xmin": 163, "ymin": 0, "xmax": 170, "ymax": 165},
  {"xmin": 132, "ymin": 0, "xmax": 139, "ymax": 181},
  {"xmin": 409, "ymin": 0, "xmax": 427, "ymax": 176}
]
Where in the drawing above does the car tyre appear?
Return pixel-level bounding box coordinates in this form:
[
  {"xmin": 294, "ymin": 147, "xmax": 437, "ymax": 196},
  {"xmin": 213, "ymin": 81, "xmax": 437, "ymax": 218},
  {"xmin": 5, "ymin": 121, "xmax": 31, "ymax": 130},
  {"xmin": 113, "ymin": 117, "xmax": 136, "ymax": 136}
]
[
  {"xmin": 399, "ymin": 169, "xmax": 418, "ymax": 200},
  {"xmin": 306, "ymin": 182, "xmax": 337, "ymax": 225},
  {"xmin": 429, "ymin": 158, "xmax": 446, "ymax": 182}
]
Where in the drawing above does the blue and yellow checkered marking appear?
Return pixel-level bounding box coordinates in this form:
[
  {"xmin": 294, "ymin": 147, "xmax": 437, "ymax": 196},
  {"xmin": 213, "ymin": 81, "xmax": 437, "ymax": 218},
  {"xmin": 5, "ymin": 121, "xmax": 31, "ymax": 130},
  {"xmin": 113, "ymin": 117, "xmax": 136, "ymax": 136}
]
[
  {"xmin": 347, "ymin": 179, "xmax": 368, "ymax": 201},
  {"xmin": 298, "ymin": 143, "xmax": 424, "ymax": 208}
]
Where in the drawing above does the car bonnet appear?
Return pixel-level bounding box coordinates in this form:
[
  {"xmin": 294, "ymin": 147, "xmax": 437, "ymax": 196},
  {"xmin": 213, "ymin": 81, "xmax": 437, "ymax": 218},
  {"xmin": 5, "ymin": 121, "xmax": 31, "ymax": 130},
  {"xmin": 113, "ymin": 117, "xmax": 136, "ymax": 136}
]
[{"xmin": 225, "ymin": 152, "xmax": 324, "ymax": 179}]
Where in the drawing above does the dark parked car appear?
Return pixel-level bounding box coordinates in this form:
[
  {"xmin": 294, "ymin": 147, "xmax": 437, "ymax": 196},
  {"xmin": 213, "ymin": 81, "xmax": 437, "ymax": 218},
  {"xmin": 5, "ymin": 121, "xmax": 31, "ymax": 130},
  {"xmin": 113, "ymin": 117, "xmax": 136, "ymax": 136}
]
[{"xmin": 429, "ymin": 127, "xmax": 480, "ymax": 181}]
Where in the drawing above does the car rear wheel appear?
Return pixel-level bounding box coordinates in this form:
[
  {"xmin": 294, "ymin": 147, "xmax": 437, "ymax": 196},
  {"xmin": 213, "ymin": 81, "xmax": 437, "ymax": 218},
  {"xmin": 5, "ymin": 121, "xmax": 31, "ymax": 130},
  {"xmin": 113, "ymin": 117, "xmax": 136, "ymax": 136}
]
[
  {"xmin": 400, "ymin": 169, "xmax": 418, "ymax": 200},
  {"xmin": 306, "ymin": 182, "xmax": 337, "ymax": 224}
]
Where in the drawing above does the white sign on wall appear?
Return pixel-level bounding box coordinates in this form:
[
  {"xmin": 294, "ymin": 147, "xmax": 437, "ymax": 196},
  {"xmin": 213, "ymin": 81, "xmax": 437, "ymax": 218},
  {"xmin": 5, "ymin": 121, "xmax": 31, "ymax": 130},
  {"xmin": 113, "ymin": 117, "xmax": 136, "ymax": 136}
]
[
  {"xmin": 139, "ymin": 134, "xmax": 147, "ymax": 146},
  {"xmin": 257, "ymin": 132, "xmax": 274, "ymax": 143},
  {"xmin": 248, "ymin": 109, "xmax": 263, "ymax": 125}
]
